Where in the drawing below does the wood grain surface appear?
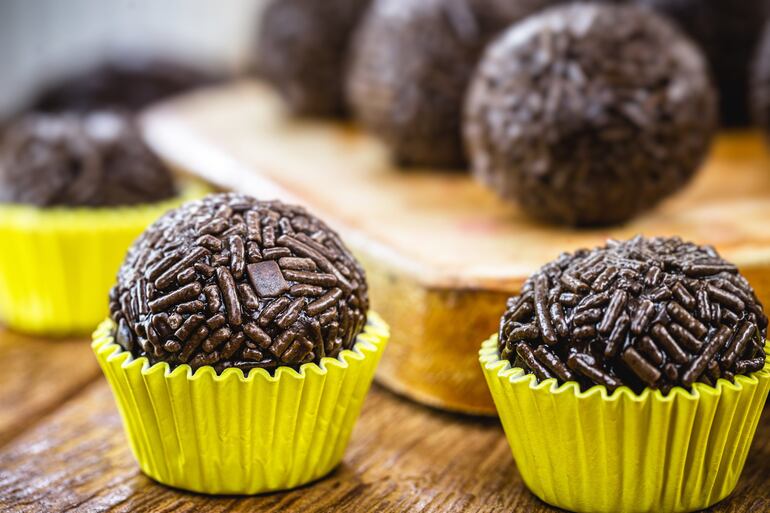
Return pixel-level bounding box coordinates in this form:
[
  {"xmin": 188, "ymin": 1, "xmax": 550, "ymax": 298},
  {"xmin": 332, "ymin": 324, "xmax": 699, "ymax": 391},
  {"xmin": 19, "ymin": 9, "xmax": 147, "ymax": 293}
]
[
  {"xmin": 141, "ymin": 81, "xmax": 770, "ymax": 415},
  {"xmin": 0, "ymin": 338, "xmax": 769, "ymax": 512},
  {"xmin": 0, "ymin": 329, "xmax": 99, "ymax": 447}
]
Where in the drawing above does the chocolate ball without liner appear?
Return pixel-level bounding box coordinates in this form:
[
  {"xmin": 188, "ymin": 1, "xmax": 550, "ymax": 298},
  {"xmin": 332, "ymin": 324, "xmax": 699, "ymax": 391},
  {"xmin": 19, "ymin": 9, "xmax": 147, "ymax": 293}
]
[
  {"xmin": 346, "ymin": 0, "xmax": 566, "ymax": 169},
  {"xmin": 31, "ymin": 55, "xmax": 219, "ymax": 113},
  {"xmin": 0, "ymin": 111, "xmax": 176, "ymax": 207},
  {"xmin": 109, "ymin": 193, "xmax": 369, "ymax": 373},
  {"xmin": 255, "ymin": 0, "xmax": 372, "ymax": 117},
  {"xmin": 499, "ymin": 236, "xmax": 768, "ymax": 394},
  {"xmin": 634, "ymin": 0, "xmax": 770, "ymax": 127},
  {"xmin": 751, "ymin": 19, "xmax": 770, "ymax": 136},
  {"xmin": 464, "ymin": 3, "xmax": 716, "ymax": 226}
]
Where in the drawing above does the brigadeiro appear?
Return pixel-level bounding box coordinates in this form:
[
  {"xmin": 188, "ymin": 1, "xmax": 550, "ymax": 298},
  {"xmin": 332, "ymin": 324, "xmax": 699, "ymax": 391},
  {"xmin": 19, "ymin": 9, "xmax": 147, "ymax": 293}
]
[
  {"xmin": 751, "ymin": 18, "xmax": 770, "ymax": 135},
  {"xmin": 481, "ymin": 236, "xmax": 770, "ymax": 513},
  {"xmin": 634, "ymin": 0, "xmax": 770, "ymax": 126},
  {"xmin": 30, "ymin": 55, "xmax": 219, "ymax": 113},
  {"xmin": 109, "ymin": 193, "xmax": 370, "ymax": 372},
  {"xmin": 0, "ymin": 111, "xmax": 176, "ymax": 207},
  {"xmin": 346, "ymin": 0, "xmax": 565, "ymax": 168},
  {"xmin": 499, "ymin": 237, "xmax": 768, "ymax": 393},
  {"xmin": 0, "ymin": 111, "xmax": 205, "ymax": 335},
  {"xmin": 255, "ymin": 0, "xmax": 373, "ymax": 117},
  {"xmin": 95, "ymin": 193, "xmax": 388, "ymax": 494},
  {"xmin": 464, "ymin": 3, "xmax": 717, "ymax": 226}
]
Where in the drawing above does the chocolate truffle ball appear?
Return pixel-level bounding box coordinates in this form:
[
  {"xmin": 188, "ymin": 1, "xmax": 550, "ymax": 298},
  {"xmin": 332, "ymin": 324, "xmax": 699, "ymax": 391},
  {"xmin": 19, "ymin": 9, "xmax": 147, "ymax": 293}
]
[
  {"xmin": 109, "ymin": 193, "xmax": 369, "ymax": 373},
  {"xmin": 347, "ymin": 0, "xmax": 564, "ymax": 168},
  {"xmin": 464, "ymin": 3, "xmax": 716, "ymax": 226},
  {"xmin": 751, "ymin": 19, "xmax": 770, "ymax": 135},
  {"xmin": 499, "ymin": 236, "xmax": 768, "ymax": 394},
  {"xmin": 634, "ymin": 0, "xmax": 770, "ymax": 126},
  {"xmin": 255, "ymin": 0, "xmax": 372, "ymax": 117},
  {"xmin": 0, "ymin": 111, "xmax": 176, "ymax": 207},
  {"xmin": 31, "ymin": 55, "xmax": 219, "ymax": 113}
]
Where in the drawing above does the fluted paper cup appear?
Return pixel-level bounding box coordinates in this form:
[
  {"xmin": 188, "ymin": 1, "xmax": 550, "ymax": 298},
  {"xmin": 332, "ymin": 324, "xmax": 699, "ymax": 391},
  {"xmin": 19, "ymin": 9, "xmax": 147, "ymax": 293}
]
[
  {"xmin": 0, "ymin": 182, "xmax": 207, "ymax": 335},
  {"xmin": 93, "ymin": 312, "xmax": 389, "ymax": 495},
  {"xmin": 480, "ymin": 335, "xmax": 770, "ymax": 513}
]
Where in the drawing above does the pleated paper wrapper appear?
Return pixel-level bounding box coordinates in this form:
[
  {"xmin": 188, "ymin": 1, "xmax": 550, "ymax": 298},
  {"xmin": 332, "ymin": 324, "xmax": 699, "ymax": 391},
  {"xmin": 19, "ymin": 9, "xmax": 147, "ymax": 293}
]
[
  {"xmin": 0, "ymin": 182, "xmax": 208, "ymax": 335},
  {"xmin": 480, "ymin": 335, "xmax": 770, "ymax": 513},
  {"xmin": 93, "ymin": 312, "xmax": 389, "ymax": 495}
]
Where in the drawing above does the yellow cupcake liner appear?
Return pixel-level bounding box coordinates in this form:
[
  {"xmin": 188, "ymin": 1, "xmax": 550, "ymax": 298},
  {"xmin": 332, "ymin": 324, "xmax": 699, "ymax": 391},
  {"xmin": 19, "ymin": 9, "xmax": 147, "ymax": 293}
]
[
  {"xmin": 480, "ymin": 335, "xmax": 770, "ymax": 513},
  {"xmin": 92, "ymin": 311, "xmax": 389, "ymax": 495},
  {"xmin": 0, "ymin": 182, "xmax": 208, "ymax": 335}
]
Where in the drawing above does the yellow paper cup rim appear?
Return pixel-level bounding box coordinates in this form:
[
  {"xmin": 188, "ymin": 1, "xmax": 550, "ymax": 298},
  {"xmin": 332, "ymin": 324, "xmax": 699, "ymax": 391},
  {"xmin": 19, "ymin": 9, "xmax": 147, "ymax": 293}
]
[
  {"xmin": 0, "ymin": 179, "xmax": 209, "ymax": 335},
  {"xmin": 480, "ymin": 334, "xmax": 770, "ymax": 404},
  {"xmin": 93, "ymin": 311, "xmax": 390, "ymax": 384},
  {"xmin": 0, "ymin": 179, "xmax": 208, "ymax": 231}
]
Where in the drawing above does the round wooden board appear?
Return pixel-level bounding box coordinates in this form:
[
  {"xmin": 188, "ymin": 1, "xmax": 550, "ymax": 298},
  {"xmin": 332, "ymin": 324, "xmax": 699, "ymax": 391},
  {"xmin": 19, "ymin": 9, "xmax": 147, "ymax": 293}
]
[{"xmin": 143, "ymin": 80, "xmax": 770, "ymax": 415}]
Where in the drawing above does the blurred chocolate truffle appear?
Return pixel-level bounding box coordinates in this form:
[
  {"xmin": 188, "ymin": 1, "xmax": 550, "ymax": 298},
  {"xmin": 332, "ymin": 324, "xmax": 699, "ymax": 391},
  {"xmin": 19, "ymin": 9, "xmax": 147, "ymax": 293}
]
[
  {"xmin": 347, "ymin": 0, "xmax": 564, "ymax": 168},
  {"xmin": 109, "ymin": 193, "xmax": 369, "ymax": 372},
  {"xmin": 0, "ymin": 111, "xmax": 176, "ymax": 207},
  {"xmin": 255, "ymin": 0, "xmax": 372, "ymax": 117},
  {"xmin": 464, "ymin": 3, "xmax": 716, "ymax": 226},
  {"xmin": 499, "ymin": 236, "xmax": 768, "ymax": 394},
  {"xmin": 31, "ymin": 55, "xmax": 219, "ymax": 113},
  {"xmin": 752, "ymin": 19, "xmax": 770, "ymax": 135},
  {"xmin": 634, "ymin": 0, "xmax": 770, "ymax": 126}
]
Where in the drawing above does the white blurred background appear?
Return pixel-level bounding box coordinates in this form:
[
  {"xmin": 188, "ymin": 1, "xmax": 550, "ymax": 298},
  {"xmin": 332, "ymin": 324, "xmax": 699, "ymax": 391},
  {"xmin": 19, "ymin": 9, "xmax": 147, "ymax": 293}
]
[{"xmin": 0, "ymin": 0, "xmax": 268, "ymax": 116}]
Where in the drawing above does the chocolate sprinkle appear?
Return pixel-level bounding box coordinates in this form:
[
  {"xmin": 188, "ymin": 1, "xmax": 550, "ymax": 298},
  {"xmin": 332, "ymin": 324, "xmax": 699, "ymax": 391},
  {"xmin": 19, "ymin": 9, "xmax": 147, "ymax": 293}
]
[
  {"xmin": 255, "ymin": 0, "xmax": 372, "ymax": 117},
  {"xmin": 464, "ymin": 3, "xmax": 716, "ymax": 226},
  {"xmin": 346, "ymin": 0, "xmax": 565, "ymax": 168},
  {"xmin": 0, "ymin": 111, "xmax": 176, "ymax": 207},
  {"xmin": 498, "ymin": 237, "xmax": 768, "ymax": 393},
  {"xmin": 110, "ymin": 193, "xmax": 369, "ymax": 373}
]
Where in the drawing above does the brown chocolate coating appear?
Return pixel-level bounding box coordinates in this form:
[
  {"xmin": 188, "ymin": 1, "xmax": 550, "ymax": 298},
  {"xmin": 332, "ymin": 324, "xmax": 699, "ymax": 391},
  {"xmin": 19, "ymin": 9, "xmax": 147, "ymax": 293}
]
[
  {"xmin": 347, "ymin": 0, "xmax": 565, "ymax": 168},
  {"xmin": 751, "ymin": 19, "xmax": 770, "ymax": 136},
  {"xmin": 499, "ymin": 236, "xmax": 768, "ymax": 394},
  {"xmin": 31, "ymin": 55, "xmax": 219, "ymax": 113},
  {"xmin": 634, "ymin": 0, "xmax": 770, "ymax": 127},
  {"xmin": 255, "ymin": 0, "xmax": 372, "ymax": 117},
  {"xmin": 0, "ymin": 111, "xmax": 176, "ymax": 207},
  {"xmin": 109, "ymin": 193, "xmax": 369, "ymax": 373},
  {"xmin": 464, "ymin": 3, "xmax": 716, "ymax": 226}
]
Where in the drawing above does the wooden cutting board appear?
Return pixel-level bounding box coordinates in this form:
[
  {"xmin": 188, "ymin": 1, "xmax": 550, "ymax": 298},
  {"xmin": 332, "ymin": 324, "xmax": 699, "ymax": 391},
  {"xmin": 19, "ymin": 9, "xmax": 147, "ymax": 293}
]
[{"xmin": 142, "ymin": 80, "xmax": 770, "ymax": 415}]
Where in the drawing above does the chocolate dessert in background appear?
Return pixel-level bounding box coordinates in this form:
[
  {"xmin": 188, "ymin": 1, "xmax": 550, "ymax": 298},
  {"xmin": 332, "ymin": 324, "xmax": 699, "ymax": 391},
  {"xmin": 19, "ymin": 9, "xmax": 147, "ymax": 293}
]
[
  {"xmin": 255, "ymin": 0, "xmax": 373, "ymax": 117},
  {"xmin": 634, "ymin": 0, "xmax": 770, "ymax": 126},
  {"xmin": 29, "ymin": 54, "xmax": 220, "ymax": 114},
  {"xmin": 0, "ymin": 111, "xmax": 177, "ymax": 207},
  {"xmin": 346, "ymin": 0, "xmax": 568, "ymax": 169},
  {"xmin": 464, "ymin": 2, "xmax": 716, "ymax": 226},
  {"xmin": 751, "ymin": 18, "xmax": 770, "ymax": 137}
]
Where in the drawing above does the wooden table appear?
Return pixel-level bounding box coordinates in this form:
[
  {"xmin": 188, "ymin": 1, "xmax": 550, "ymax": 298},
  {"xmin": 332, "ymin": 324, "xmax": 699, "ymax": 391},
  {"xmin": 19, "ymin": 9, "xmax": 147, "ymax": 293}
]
[{"xmin": 1, "ymin": 328, "xmax": 769, "ymax": 512}]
